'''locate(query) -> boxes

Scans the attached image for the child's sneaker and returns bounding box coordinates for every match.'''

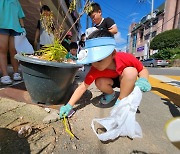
[13,73,22,81]
[1,75,12,85]
[100,91,116,105]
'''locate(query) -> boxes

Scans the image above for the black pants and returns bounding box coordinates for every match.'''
[112,77,120,88]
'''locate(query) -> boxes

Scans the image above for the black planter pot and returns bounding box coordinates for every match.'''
[15,54,82,105]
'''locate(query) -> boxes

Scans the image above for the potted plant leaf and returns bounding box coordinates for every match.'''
[15,0,93,105]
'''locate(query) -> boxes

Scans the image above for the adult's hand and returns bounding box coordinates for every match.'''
[21,28,26,35]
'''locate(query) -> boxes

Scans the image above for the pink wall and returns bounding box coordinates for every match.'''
[173,0,180,29]
[163,0,179,31]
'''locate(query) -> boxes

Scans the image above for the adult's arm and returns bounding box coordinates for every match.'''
[108,25,118,34]
[19,18,25,28]
[106,17,118,34]
[34,28,40,50]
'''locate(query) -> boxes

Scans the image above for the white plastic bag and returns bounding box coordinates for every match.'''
[85,27,98,38]
[14,33,34,54]
[91,86,143,141]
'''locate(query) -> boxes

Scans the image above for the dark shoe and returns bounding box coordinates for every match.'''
[75,75,80,79]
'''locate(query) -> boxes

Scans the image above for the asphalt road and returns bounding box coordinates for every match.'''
[147,67,180,76]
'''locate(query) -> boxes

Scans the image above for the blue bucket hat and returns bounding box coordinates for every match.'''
[77,37,116,64]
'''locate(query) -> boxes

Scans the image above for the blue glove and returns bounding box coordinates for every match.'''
[135,77,151,92]
[59,103,73,118]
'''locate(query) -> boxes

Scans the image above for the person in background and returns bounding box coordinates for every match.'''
[66,42,81,81]
[88,2,118,35]
[59,29,151,118]
[78,34,86,71]
[34,5,54,50]
[0,0,25,84]
[66,42,78,62]
[61,31,72,52]
[78,33,86,51]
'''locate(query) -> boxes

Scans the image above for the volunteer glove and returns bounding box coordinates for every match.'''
[59,103,73,118]
[135,77,151,92]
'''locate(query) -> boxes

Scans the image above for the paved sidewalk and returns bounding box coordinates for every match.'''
[0,66,179,153]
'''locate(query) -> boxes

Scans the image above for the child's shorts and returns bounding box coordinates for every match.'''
[0,28,21,36]
[112,77,120,88]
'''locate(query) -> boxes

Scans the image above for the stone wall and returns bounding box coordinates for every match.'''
[172,59,180,67]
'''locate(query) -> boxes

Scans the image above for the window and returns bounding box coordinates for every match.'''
[152,31,157,37]
[145,22,151,30]
[152,18,158,25]
[144,33,150,40]
[132,34,137,48]
[144,58,153,61]
[139,29,144,41]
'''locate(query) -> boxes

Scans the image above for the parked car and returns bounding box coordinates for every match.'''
[156,59,169,67]
[141,58,169,67]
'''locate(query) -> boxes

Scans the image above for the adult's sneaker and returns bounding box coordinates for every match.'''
[13,73,22,81]
[1,75,12,85]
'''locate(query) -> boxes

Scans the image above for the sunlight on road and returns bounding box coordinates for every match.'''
[149,76,180,107]
[166,76,180,81]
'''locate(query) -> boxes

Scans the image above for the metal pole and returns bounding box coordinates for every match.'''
[85,0,90,29]
[148,0,154,58]
[86,14,89,29]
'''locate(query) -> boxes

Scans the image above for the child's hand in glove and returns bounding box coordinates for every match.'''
[59,103,72,118]
[135,77,151,92]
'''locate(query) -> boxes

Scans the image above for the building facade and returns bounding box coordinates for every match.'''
[127,0,180,60]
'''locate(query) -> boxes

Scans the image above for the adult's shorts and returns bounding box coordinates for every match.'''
[0,28,21,36]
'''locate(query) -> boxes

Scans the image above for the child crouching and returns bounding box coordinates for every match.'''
[59,29,151,118]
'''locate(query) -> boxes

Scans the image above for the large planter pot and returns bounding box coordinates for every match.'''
[15,54,82,105]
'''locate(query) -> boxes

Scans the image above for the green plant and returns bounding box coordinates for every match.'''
[35,40,68,62]
[170,47,180,59]
[150,47,180,61]
[150,29,180,50]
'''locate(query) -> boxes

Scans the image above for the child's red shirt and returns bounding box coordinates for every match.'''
[84,52,143,85]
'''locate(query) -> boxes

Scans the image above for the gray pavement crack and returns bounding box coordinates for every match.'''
[0,104,27,116]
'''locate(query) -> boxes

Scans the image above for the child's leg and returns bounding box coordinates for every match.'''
[119,67,138,100]
[95,78,116,104]
[95,77,114,94]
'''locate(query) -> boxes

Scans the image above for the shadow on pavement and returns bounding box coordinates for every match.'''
[0,128,30,154]
[0,81,33,104]
[74,89,93,111]
[130,150,148,154]
[164,80,180,87]
[152,87,180,107]
[161,98,180,117]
